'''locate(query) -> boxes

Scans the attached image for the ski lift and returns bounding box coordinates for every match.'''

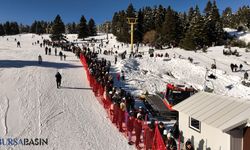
[203,68,215,93]
[203,79,214,93]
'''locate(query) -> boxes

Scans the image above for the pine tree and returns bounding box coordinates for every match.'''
[161,6,182,46]
[236,5,250,30]
[4,22,11,35]
[78,15,89,39]
[50,15,65,41]
[155,5,166,32]
[0,24,5,36]
[180,6,206,50]
[126,3,136,18]
[134,9,144,43]
[203,0,224,46]
[143,7,155,32]
[88,18,97,36]
[19,24,30,33]
[111,12,119,36]
[222,7,234,28]
[71,22,78,34]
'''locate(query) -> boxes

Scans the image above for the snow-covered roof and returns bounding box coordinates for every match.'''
[173,92,250,132]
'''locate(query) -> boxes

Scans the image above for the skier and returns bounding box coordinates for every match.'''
[17,41,21,48]
[45,47,48,55]
[55,48,57,56]
[48,48,51,55]
[55,72,62,88]
[64,54,66,61]
[38,55,42,64]
[59,51,63,60]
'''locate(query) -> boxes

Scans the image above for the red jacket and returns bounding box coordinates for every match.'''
[127,117,135,132]
[134,119,143,134]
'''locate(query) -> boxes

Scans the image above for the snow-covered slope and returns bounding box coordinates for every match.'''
[224,27,250,44]
[0,34,134,150]
[86,33,250,100]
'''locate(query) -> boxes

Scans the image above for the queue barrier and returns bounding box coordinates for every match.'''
[80,54,171,150]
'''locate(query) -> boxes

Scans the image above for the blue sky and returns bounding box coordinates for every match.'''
[0,0,249,25]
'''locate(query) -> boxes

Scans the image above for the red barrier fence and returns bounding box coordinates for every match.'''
[79,54,170,150]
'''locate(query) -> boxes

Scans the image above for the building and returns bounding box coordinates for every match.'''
[173,92,250,150]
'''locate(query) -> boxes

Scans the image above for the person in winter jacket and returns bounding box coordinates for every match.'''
[118,98,126,132]
[134,114,143,148]
[158,122,166,137]
[144,123,155,150]
[59,51,63,60]
[165,133,177,150]
[55,72,62,88]
[127,112,135,145]
[38,55,42,64]
[185,140,194,150]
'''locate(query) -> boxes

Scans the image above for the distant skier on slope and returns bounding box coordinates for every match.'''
[59,51,63,61]
[55,72,62,88]
[38,55,42,64]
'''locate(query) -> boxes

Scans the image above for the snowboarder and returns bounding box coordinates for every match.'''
[55,72,62,88]
[38,55,42,64]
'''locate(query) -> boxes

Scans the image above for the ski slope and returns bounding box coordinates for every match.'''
[0,34,134,150]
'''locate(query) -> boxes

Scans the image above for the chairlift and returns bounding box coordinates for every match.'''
[203,80,214,93]
[203,68,215,93]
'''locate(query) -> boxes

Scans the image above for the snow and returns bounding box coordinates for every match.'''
[239,33,250,44]
[1,31,250,149]
[0,34,134,150]
[224,27,250,44]
[85,33,250,100]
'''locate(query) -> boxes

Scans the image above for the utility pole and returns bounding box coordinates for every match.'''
[106,22,109,40]
[127,17,137,53]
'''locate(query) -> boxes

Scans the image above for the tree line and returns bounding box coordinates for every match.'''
[111,1,250,50]
[0,15,97,40]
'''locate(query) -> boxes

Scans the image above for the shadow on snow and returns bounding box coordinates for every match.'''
[0,60,81,69]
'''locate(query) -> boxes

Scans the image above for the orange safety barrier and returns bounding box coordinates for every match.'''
[79,53,176,150]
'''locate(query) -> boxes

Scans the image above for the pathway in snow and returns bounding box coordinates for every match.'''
[0,34,134,150]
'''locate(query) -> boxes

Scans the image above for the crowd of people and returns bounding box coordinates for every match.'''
[230,63,243,72]
[79,44,196,150]
[30,34,197,149]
